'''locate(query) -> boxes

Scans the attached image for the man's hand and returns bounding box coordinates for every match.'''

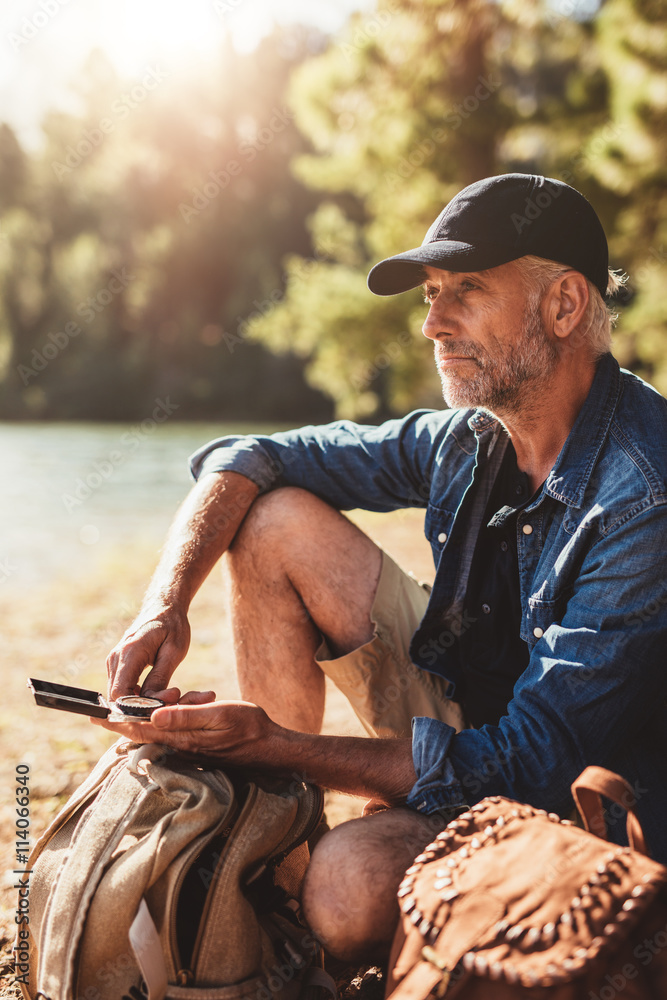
[95,698,278,764]
[92,696,417,807]
[106,604,191,701]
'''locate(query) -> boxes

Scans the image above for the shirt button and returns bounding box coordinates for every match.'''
[438,532,447,543]
[500,540,508,552]
[482,603,491,615]
[533,626,544,638]
[522,524,533,535]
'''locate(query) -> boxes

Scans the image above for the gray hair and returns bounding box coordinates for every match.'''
[513,255,626,359]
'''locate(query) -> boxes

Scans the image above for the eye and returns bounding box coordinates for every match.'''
[460,279,478,292]
[423,285,438,303]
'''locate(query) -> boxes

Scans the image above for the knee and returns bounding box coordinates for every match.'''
[302,810,439,962]
[229,487,327,561]
[302,820,394,962]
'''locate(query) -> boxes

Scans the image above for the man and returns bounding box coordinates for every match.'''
[103,174,667,963]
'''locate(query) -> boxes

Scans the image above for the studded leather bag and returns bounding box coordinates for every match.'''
[386,767,667,999]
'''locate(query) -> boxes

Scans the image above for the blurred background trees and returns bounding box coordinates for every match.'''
[0,0,664,422]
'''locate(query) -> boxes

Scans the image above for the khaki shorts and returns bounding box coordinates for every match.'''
[315,550,465,738]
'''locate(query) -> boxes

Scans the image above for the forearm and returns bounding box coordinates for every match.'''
[107,473,259,698]
[252,729,416,807]
[143,471,259,612]
[97,700,416,805]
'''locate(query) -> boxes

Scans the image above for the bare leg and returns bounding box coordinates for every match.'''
[226,488,383,733]
[302,809,442,962]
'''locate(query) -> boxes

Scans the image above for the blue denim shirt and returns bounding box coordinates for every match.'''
[190,355,667,861]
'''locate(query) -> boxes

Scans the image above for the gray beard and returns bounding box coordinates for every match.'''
[435,299,559,418]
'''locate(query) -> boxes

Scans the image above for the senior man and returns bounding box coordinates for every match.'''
[104,174,667,961]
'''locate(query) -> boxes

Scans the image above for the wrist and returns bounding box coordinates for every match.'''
[140,587,190,619]
[237,722,308,776]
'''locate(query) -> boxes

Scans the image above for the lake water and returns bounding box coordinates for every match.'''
[0,421,286,588]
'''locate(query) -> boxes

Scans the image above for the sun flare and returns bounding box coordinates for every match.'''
[93,0,223,74]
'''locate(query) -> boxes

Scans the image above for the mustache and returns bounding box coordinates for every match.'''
[434,342,484,363]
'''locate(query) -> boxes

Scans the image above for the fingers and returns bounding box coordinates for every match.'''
[106,615,190,700]
[89,698,269,762]
[107,637,156,701]
[90,714,151,740]
[144,686,181,705]
[90,706,214,753]
[106,621,164,695]
[150,703,221,730]
[98,717,183,748]
[179,690,217,705]
[143,629,190,695]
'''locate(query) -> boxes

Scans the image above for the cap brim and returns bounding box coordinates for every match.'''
[367,240,521,295]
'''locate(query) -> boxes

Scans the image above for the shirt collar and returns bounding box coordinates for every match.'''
[466,353,622,510]
[544,352,621,509]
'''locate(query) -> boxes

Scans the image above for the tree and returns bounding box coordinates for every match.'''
[0,30,334,422]
[584,0,667,393]
[247,0,664,416]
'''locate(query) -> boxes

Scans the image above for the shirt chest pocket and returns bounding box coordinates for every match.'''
[424,505,455,550]
[523,594,570,648]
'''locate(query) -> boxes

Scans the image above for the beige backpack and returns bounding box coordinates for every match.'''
[18,738,332,1000]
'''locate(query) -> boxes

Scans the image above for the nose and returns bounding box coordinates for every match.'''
[422,308,438,342]
[422,290,454,342]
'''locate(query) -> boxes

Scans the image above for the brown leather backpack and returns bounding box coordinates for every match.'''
[386,767,667,999]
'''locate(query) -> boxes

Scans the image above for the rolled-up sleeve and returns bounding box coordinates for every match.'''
[189,410,455,513]
[190,435,286,493]
[406,717,467,814]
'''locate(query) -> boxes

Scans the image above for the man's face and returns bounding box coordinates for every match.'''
[421,262,559,415]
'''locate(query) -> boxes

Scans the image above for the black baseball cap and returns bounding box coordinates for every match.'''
[367,173,609,298]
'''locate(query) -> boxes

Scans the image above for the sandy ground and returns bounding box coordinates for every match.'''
[0,508,433,993]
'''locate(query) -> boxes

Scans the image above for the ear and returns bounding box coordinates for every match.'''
[547,271,589,340]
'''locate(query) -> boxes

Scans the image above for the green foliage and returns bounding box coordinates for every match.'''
[248,0,667,415]
[0,32,333,421]
[585,0,667,390]
[0,1,664,421]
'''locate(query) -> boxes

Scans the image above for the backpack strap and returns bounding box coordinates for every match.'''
[300,966,338,998]
[126,902,338,1000]
[571,765,648,855]
[129,899,169,1000]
